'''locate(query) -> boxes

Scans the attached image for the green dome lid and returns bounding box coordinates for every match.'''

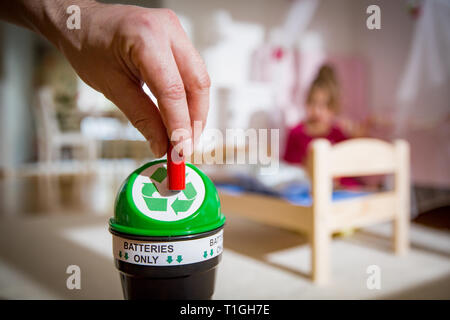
[109,160,225,237]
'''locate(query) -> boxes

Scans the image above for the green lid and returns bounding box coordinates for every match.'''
[109,160,225,237]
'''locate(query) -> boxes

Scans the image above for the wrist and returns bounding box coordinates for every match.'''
[31,0,101,53]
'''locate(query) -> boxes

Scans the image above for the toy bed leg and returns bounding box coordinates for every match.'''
[309,139,333,284]
[393,140,410,255]
[311,223,330,284]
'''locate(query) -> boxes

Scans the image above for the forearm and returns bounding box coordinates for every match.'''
[0,0,99,50]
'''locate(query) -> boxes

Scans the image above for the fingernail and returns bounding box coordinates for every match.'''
[181,138,193,158]
[173,138,193,158]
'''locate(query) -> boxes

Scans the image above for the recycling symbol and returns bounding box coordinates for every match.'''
[133,164,205,221]
[142,166,198,214]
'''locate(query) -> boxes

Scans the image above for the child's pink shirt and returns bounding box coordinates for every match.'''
[283,122,361,188]
[283,122,347,165]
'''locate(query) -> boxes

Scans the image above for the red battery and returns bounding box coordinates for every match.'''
[167,143,185,190]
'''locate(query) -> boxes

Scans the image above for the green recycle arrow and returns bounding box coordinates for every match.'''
[203,251,208,258]
[171,198,194,215]
[167,256,173,264]
[210,249,214,256]
[151,167,167,183]
[141,167,169,211]
[176,255,183,263]
[141,167,198,215]
[124,252,129,260]
[183,182,197,199]
[119,251,122,258]
[142,182,167,211]
[171,182,197,215]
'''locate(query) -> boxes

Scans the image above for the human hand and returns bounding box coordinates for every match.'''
[52,3,210,157]
[336,116,368,138]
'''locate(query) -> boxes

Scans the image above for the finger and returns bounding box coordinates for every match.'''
[132,41,193,156]
[170,27,210,146]
[109,80,168,158]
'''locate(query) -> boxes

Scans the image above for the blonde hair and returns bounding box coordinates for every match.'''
[306,64,340,112]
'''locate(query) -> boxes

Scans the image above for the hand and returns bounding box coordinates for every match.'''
[53,3,210,157]
[336,117,368,138]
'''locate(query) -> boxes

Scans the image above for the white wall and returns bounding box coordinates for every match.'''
[164,0,415,115]
[352,0,415,113]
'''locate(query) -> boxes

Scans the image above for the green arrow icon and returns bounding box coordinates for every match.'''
[119,251,122,258]
[142,182,167,211]
[183,182,197,199]
[151,167,167,183]
[142,182,158,196]
[124,252,129,260]
[171,198,194,215]
[176,255,183,263]
[167,256,173,264]
[203,251,208,258]
[144,197,167,211]
[170,181,198,214]
[210,249,214,256]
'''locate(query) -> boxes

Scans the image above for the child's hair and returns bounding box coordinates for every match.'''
[306,64,340,112]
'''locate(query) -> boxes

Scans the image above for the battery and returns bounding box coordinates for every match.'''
[167,143,185,190]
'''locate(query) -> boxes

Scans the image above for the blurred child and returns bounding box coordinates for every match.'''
[283,64,363,188]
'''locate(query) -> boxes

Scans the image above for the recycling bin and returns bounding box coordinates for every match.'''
[109,159,225,300]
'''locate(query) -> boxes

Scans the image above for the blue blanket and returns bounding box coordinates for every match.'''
[216,179,369,207]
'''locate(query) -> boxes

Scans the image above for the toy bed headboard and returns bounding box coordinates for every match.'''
[306,138,410,243]
[307,138,409,178]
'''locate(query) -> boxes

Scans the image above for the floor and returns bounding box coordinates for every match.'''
[0,166,449,299]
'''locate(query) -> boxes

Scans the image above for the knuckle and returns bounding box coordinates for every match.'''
[135,11,157,30]
[159,8,183,30]
[162,8,179,23]
[130,38,147,62]
[121,11,162,39]
[117,20,152,59]
[190,72,211,92]
[160,82,186,101]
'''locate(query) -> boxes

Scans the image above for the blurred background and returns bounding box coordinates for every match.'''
[0,0,448,299]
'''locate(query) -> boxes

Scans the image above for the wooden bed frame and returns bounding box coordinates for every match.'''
[218,138,410,284]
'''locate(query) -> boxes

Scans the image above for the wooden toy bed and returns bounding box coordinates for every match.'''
[217,138,410,284]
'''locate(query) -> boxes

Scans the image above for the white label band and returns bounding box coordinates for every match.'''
[112,229,223,266]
